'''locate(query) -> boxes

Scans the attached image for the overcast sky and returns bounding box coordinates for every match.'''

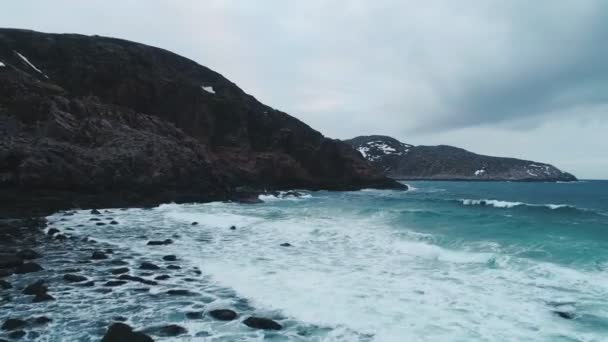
[2,1,607,179]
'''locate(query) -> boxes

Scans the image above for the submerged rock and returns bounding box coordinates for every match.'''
[280,242,292,247]
[47,228,60,236]
[15,262,43,274]
[91,251,108,260]
[91,209,101,215]
[166,265,181,270]
[185,312,203,319]
[143,324,187,337]
[64,274,88,283]
[101,323,154,342]
[554,311,576,320]
[110,267,130,275]
[162,255,177,261]
[118,275,157,286]
[16,249,41,260]
[8,330,26,339]
[104,280,127,287]
[146,239,173,246]
[0,255,22,269]
[209,309,237,321]
[0,280,11,289]
[31,316,52,326]
[22,280,47,295]
[154,275,170,280]
[166,289,194,296]
[1,318,26,331]
[32,293,55,303]
[139,262,160,270]
[242,317,282,330]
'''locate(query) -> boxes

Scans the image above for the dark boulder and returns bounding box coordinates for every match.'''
[16,249,41,260]
[22,280,47,295]
[146,239,173,246]
[64,274,88,283]
[104,280,127,287]
[118,275,157,286]
[0,280,11,289]
[91,251,108,260]
[143,324,187,337]
[162,255,177,261]
[154,275,170,280]
[47,228,60,236]
[191,222,198,226]
[1,318,26,331]
[91,209,101,215]
[8,330,26,339]
[54,234,68,240]
[110,267,130,275]
[90,218,101,221]
[101,323,154,342]
[109,260,129,266]
[96,222,107,226]
[113,316,127,322]
[166,289,194,296]
[110,221,119,225]
[280,243,292,247]
[31,316,52,325]
[242,317,282,330]
[81,281,95,287]
[0,255,22,269]
[230,225,236,230]
[15,262,43,274]
[166,265,181,270]
[139,262,160,270]
[208,309,237,321]
[32,293,55,302]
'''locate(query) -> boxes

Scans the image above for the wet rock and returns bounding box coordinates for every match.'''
[90,218,101,221]
[144,324,187,337]
[63,268,81,273]
[162,255,177,261]
[139,272,154,277]
[16,249,41,260]
[96,222,107,226]
[91,209,101,215]
[209,309,237,321]
[1,318,26,330]
[110,260,129,266]
[154,275,170,280]
[140,262,160,270]
[166,265,181,270]
[110,267,130,275]
[185,312,203,319]
[280,243,292,247]
[105,249,114,254]
[113,316,127,322]
[8,330,26,339]
[32,293,55,302]
[47,228,60,236]
[15,262,43,274]
[64,274,88,283]
[191,222,198,226]
[91,251,108,260]
[81,281,95,287]
[230,225,236,230]
[554,311,576,320]
[166,289,194,296]
[243,317,282,330]
[101,323,154,342]
[110,221,119,225]
[31,316,52,325]
[55,234,68,240]
[192,269,202,275]
[0,280,11,289]
[0,255,23,269]
[146,239,173,246]
[22,280,47,295]
[118,275,157,286]
[104,280,127,287]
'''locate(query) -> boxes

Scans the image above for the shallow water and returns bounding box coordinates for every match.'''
[4,181,608,341]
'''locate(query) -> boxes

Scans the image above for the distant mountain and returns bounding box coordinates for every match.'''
[345,135,577,182]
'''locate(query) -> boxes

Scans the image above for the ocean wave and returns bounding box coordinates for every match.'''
[461,199,572,210]
[258,191,312,202]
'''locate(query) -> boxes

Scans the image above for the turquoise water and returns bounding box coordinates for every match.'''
[9,181,608,341]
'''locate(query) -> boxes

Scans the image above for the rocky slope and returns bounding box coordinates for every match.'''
[0,29,403,216]
[345,135,577,182]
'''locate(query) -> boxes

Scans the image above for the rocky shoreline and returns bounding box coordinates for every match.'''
[0,209,293,341]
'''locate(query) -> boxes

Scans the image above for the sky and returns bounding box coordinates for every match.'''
[2,1,607,179]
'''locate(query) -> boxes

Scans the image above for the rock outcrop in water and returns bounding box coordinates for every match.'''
[0,28,404,216]
[345,135,577,182]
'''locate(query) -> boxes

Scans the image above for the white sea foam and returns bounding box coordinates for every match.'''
[461,199,572,210]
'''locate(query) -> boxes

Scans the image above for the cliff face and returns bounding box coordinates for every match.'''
[345,135,577,182]
[0,29,403,215]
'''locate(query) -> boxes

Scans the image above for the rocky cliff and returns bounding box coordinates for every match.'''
[345,135,577,182]
[0,29,403,216]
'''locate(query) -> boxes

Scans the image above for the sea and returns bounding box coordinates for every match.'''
[6,180,608,341]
